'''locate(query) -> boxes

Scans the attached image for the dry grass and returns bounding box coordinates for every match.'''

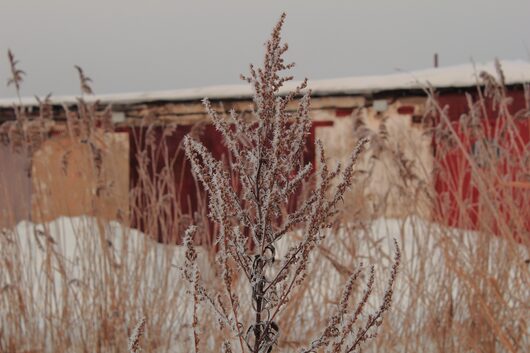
[0,33,529,353]
[333,63,529,352]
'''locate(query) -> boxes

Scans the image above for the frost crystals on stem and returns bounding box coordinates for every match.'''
[181,13,399,353]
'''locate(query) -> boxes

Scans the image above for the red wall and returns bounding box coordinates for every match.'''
[434,87,529,236]
[122,121,330,243]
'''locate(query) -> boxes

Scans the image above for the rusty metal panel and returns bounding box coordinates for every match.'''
[30,131,129,223]
[0,145,32,228]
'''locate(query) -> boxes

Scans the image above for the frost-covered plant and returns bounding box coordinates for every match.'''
[182,13,400,353]
[128,317,146,353]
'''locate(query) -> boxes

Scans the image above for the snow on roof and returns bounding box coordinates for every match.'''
[0,60,529,108]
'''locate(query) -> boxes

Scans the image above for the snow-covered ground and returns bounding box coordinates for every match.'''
[1,216,214,313]
[1,215,527,352]
[274,216,529,351]
[0,217,212,351]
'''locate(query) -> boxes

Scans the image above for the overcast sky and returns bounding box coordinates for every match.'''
[1,0,529,98]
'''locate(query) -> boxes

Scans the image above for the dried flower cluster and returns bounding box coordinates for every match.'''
[74,65,94,95]
[182,13,400,353]
[7,49,25,101]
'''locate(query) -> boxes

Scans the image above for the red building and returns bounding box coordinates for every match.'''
[1,60,529,239]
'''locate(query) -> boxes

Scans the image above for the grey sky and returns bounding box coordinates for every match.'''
[1,0,529,99]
